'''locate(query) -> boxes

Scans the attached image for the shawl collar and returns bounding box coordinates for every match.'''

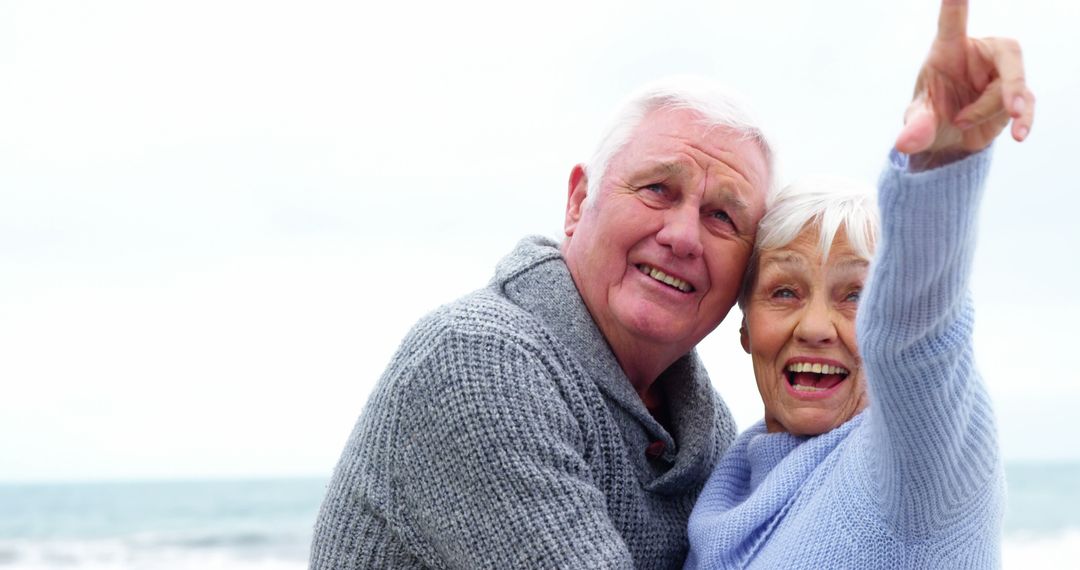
[493,235,724,492]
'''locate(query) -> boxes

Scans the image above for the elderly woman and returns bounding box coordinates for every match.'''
[684,160,1001,567]
[683,6,1034,567]
[680,99,1036,569]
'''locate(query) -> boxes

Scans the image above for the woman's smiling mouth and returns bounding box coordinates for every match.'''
[784,360,850,394]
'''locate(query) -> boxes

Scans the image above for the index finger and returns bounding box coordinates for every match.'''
[937,0,969,43]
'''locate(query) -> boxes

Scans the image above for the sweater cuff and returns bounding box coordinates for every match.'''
[878,146,992,240]
[885,145,992,184]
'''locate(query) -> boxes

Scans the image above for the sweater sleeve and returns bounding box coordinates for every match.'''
[385,324,635,569]
[857,148,1001,536]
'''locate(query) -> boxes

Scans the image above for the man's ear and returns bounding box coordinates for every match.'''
[564,164,589,237]
[739,317,750,354]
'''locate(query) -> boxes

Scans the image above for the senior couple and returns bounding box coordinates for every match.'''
[311,1,1035,567]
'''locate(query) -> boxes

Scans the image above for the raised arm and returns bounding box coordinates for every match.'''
[859,0,1034,536]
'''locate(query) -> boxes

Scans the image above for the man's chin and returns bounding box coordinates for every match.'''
[617,308,707,347]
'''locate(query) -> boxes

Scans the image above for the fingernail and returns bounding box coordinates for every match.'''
[1013,96,1026,114]
[1017,126,1029,140]
[956,120,973,130]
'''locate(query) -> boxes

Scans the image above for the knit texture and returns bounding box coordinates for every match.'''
[310,236,739,569]
[684,148,1004,569]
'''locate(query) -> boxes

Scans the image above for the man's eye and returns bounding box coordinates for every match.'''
[712,210,733,225]
[844,289,862,303]
[642,183,665,194]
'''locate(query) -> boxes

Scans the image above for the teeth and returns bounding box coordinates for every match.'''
[786,362,850,375]
[793,384,827,392]
[637,264,693,292]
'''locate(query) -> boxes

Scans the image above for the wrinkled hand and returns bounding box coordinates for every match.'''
[895,0,1035,163]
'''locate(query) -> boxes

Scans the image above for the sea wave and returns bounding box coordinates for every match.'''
[3,529,1079,569]
[0,537,307,570]
[1003,528,1080,569]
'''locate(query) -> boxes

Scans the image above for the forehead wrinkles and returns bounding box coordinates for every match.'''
[655,130,758,184]
[692,140,760,192]
[761,252,807,273]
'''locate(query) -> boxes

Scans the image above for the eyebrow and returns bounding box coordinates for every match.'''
[833,258,870,270]
[630,161,682,182]
[828,258,871,277]
[629,160,752,215]
[720,192,750,212]
[760,254,869,272]
[701,164,752,215]
[760,253,807,271]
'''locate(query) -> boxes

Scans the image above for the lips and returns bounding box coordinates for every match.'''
[635,263,695,293]
[783,359,850,396]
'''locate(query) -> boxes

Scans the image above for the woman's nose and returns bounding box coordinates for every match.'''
[794,297,838,345]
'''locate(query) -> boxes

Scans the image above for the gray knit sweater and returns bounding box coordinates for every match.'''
[309,236,739,569]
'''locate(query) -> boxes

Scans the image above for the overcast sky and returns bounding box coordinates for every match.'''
[2,0,1077,482]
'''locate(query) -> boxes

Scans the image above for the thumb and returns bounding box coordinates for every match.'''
[895,97,939,154]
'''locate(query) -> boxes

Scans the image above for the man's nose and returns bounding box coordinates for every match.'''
[794,297,838,346]
[656,204,704,258]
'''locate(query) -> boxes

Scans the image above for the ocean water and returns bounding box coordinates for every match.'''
[1000,463,1080,568]
[0,478,322,570]
[1,463,1078,569]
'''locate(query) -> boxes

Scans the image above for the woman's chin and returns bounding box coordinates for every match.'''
[771,408,855,436]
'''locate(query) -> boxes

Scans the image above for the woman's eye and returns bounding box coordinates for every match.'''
[844,289,862,302]
[772,287,797,299]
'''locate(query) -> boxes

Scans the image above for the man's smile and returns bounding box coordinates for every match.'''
[635,263,696,293]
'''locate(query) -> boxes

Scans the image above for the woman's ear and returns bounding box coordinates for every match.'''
[739,318,750,354]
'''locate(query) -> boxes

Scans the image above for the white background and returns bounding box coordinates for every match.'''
[2,0,1077,482]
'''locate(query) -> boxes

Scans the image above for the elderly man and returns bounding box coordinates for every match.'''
[309,79,773,569]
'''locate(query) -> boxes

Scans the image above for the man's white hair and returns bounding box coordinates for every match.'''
[584,76,776,204]
[737,175,880,309]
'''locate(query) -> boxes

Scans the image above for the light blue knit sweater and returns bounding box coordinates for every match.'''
[684,148,1004,569]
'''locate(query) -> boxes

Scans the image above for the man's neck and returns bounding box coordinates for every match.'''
[640,381,672,431]
[610,340,683,404]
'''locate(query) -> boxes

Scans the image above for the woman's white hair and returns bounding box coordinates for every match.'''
[737,175,880,309]
[584,76,776,203]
